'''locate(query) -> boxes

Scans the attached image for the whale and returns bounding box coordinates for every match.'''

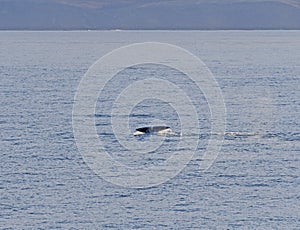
[133,126,174,136]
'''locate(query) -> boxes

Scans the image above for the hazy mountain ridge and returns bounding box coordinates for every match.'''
[0,0,300,29]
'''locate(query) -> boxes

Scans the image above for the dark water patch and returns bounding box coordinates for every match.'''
[262,132,300,141]
[129,113,155,118]
[52,131,74,140]
[218,174,248,179]
[94,114,111,118]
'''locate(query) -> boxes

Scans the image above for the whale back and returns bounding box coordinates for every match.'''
[133,126,172,136]
[135,126,170,134]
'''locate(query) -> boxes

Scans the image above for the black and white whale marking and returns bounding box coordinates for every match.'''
[133,126,174,136]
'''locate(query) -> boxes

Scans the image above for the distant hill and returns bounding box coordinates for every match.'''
[0,0,300,30]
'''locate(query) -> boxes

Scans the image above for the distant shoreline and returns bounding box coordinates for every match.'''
[1,29,300,32]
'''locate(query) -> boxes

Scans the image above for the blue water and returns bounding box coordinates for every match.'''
[1,31,299,228]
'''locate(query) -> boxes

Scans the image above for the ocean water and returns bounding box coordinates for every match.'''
[1,31,299,229]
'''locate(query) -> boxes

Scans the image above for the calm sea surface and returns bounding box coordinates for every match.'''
[1,31,299,229]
